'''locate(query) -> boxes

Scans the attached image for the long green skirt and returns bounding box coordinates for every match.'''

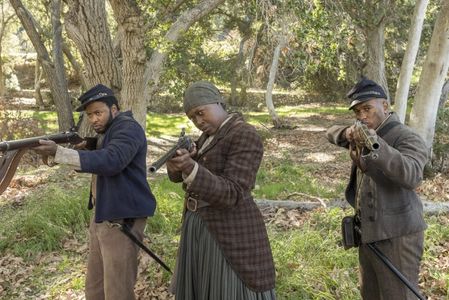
[173,210,276,300]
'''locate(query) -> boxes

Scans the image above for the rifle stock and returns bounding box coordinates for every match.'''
[149,131,194,173]
[0,131,84,194]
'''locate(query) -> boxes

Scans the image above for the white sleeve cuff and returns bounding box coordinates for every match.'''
[183,162,198,186]
[54,145,81,169]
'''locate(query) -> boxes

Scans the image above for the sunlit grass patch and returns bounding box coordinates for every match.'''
[255,156,345,200]
[147,112,194,137]
[0,180,91,257]
[270,208,360,299]
[245,104,348,122]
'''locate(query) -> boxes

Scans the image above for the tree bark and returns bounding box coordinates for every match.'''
[34,59,45,109]
[394,0,429,123]
[439,78,449,109]
[64,0,121,136]
[363,20,389,100]
[0,2,14,97]
[64,0,121,92]
[230,36,249,106]
[62,42,88,91]
[108,0,148,127]
[9,0,74,131]
[255,199,449,215]
[265,34,286,128]
[409,0,449,149]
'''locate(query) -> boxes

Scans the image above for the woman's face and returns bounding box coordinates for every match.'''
[186,103,227,135]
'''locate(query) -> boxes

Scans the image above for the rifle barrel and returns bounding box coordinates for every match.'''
[0,132,83,152]
[148,136,193,173]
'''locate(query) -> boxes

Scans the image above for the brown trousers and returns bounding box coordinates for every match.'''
[85,216,147,300]
[358,231,424,300]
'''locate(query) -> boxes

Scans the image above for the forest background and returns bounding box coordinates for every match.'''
[0,0,448,299]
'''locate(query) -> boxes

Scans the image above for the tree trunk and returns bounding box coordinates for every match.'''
[409,0,449,149]
[265,34,286,128]
[10,0,74,131]
[108,0,148,127]
[64,0,121,92]
[0,17,5,97]
[50,0,73,128]
[64,0,121,136]
[34,59,45,109]
[246,24,264,86]
[0,2,9,97]
[230,36,249,106]
[439,78,449,109]
[363,20,389,100]
[394,0,429,123]
[145,0,225,111]
[62,42,88,91]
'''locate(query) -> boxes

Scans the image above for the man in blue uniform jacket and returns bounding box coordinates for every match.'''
[34,84,156,300]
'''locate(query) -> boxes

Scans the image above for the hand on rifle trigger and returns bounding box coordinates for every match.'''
[73,140,87,150]
[166,145,197,175]
[345,125,356,143]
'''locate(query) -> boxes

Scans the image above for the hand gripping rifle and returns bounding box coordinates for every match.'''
[354,120,379,151]
[149,129,194,173]
[0,130,84,195]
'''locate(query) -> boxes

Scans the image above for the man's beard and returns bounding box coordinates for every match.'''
[94,110,114,133]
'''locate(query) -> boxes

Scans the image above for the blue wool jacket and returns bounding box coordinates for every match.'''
[78,111,156,222]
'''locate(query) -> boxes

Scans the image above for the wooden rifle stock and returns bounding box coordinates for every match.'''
[0,131,84,194]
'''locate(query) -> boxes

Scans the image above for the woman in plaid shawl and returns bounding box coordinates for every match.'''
[166,81,276,300]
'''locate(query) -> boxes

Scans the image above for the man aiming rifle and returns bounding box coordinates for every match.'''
[32,84,157,300]
[326,77,428,300]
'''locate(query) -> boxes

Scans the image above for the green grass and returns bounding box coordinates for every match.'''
[255,155,346,200]
[272,208,360,299]
[0,174,91,257]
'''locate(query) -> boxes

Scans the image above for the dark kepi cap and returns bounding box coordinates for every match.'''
[183,81,225,113]
[346,77,387,110]
[76,84,118,112]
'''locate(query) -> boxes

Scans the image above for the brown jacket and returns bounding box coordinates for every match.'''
[168,113,275,292]
[327,113,428,243]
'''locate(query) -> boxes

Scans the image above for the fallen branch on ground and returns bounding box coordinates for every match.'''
[255,199,449,215]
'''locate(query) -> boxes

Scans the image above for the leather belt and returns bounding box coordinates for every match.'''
[185,196,209,212]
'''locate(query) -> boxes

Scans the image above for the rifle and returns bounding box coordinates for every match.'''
[344,224,425,300]
[149,129,194,173]
[354,120,379,151]
[0,131,84,195]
